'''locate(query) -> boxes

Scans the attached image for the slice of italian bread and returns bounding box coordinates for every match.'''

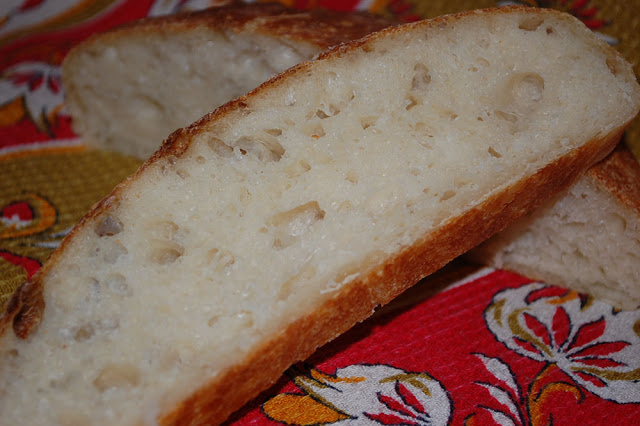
[2,7,639,425]
[62,2,396,158]
[469,143,640,309]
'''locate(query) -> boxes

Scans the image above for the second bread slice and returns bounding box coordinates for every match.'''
[62,2,395,158]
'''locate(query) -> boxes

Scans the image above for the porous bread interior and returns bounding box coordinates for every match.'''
[471,174,640,309]
[2,10,639,425]
[64,27,320,159]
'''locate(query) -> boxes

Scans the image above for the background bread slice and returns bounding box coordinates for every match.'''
[2,7,639,425]
[62,2,396,159]
[469,144,640,309]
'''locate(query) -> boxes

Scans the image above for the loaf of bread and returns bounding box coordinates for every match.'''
[469,144,640,309]
[2,6,639,425]
[62,2,395,158]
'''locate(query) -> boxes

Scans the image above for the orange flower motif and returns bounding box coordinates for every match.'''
[263,364,452,425]
[0,62,64,133]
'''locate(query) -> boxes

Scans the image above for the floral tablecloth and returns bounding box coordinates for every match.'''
[1,1,639,424]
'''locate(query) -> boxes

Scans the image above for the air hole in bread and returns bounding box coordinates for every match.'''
[207,137,234,158]
[206,248,236,272]
[176,169,190,179]
[278,277,296,302]
[93,363,140,392]
[412,121,435,139]
[419,139,433,150]
[518,16,544,31]
[73,324,95,342]
[285,160,311,178]
[405,94,420,110]
[477,57,490,68]
[216,251,235,272]
[207,315,219,327]
[303,122,326,139]
[360,116,378,130]
[488,146,503,158]
[494,110,518,123]
[269,201,325,249]
[606,212,627,234]
[265,128,283,136]
[95,215,123,237]
[546,26,554,34]
[316,104,340,119]
[149,220,179,240]
[439,109,458,121]
[440,190,456,201]
[149,240,184,265]
[103,241,128,264]
[411,63,431,91]
[104,273,131,297]
[506,72,545,110]
[346,170,359,184]
[235,136,285,162]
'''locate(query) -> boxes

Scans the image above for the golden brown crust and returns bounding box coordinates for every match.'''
[0,277,44,339]
[587,143,640,215]
[67,1,397,56]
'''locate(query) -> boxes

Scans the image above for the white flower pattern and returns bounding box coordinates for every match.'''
[485,283,640,403]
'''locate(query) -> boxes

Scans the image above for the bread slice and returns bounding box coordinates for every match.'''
[469,143,640,309]
[2,7,638,425]
[62,2,395,158]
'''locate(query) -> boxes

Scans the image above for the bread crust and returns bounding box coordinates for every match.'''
[64,1,397,58]
[2,5,636,424]
[587,143,640,215]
